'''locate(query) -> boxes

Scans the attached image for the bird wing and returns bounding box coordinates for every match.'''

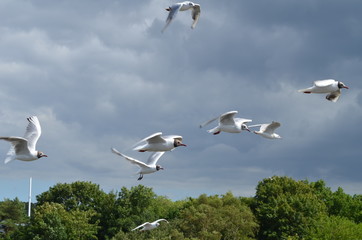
[132,222,150,231]
[111,148,149,168]
[200,115,220,128]
[191,4,201,29]
[326,89,341,102]
[263,122,281,134]
[153,219,169,224]
[164,135,183,141]
[219,111,238,125]
[146,152,165,166]
[235,118,252,124]
[248,124,262,128]
[314,79,335,87]
[0,137,30,156]
[162,3,182,32]
[132,132,165,150]
[4,146,16,164]
[23,116,42,152]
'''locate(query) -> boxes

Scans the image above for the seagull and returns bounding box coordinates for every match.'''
[132,132,186,152]
[132,219,169,231]
[200,111,252,135]
[248,121,282,139]
[298,79,349,102]
[162,1,201,32]
[111,148,165,180]
[0,116,48,164]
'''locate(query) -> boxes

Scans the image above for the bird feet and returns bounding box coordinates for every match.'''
[137,175,143,181]
[138,150,146,152]
[303,91,312,94]
[213,131,221,135]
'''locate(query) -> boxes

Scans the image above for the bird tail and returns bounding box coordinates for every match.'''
[298,88,312,93]
[207,127,219,134]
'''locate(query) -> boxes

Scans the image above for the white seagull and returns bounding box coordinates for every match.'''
[298,79,349,102]
[132,219,169,231]
[249,121,282,139]
[162,1,201,32]
[111,148,165,180]
[200,111,252,135]
[0,116,48,164]
[132,132,186,152]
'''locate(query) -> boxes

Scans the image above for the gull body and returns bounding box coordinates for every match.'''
[111,148,165,180]
[0,116,47,164]
[200,111,252,135]
[249,121,282,139]
[132,132,186,152]
[132,219,169,231]
[298,79,349,102]
[162,1,201,32]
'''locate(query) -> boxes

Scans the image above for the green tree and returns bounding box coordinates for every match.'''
[36,181,118,239]
[311,180,362,223]
[308,215,362,240]
[0,198,28,237]
[254,176,327,240]
[179,192,258,240]
[20,202,98,240]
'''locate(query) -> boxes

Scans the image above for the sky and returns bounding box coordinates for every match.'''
[0,0,362,202]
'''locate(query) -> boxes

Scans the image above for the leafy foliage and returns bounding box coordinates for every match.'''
[2,178,362,240]
[254,176,327,240]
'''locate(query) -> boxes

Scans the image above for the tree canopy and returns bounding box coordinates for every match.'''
[1,177,362,240]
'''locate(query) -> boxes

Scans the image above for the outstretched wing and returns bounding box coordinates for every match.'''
[131,222,150,231]
[132,132,165,150]
[235,118,252,124]
[200,115,219,128]
[191,4,201,29]
[146,152,165,166]
[162,3,182,32]
[0,137,30,156]
[24,116,42,151]
[153,219,169,224]
[219,111,238,125]
[263,122,281,134]
[111,148,148,168]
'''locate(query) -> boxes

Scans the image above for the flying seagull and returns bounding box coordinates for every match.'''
[298,79,349,102]
[0,116,47,164]
[162,1,201,32]
[132,132,186,152]
[249,121,282,139]
[111,148,165,180]
[200,111,252,135]
[132,219,169,231]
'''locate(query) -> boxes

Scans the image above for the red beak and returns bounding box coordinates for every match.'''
[343,86,349,89]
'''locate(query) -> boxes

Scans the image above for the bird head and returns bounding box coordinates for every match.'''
[37,151,48,158]
[338,82,349,89]
[156,165,164,171]
[174,139,187,147]
[241,124,251,132]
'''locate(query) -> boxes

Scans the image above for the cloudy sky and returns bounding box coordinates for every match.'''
[1,0,362,202]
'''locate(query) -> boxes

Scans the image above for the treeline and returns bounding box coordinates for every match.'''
[1,176,362,240]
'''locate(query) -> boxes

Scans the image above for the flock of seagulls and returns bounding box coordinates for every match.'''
[0,1,351,232]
